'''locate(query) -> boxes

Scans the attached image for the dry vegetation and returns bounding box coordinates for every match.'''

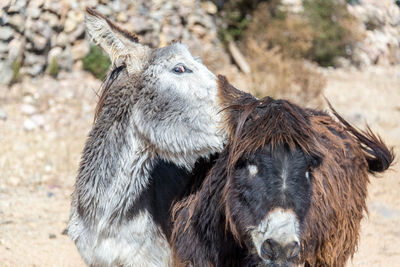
[217,0,364,105]
[241,39,325,107]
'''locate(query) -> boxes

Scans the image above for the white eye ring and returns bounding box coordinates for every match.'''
[305,171,310,180]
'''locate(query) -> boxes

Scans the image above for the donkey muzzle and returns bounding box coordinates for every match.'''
[261,239,300,262]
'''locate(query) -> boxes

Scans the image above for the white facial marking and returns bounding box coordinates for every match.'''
[249,208,300,258]
[248,164,258,177]
[281,155,290,191]
[281,167,288,190]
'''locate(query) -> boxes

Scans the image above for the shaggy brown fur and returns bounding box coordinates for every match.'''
[171,75,394,267]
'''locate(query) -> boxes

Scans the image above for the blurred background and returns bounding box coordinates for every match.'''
[0,0,399,266]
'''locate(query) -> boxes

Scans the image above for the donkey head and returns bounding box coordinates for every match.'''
[85,8,224,165]
[218,76,322,267]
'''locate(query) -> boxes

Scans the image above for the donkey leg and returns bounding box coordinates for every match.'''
[70,211,172,267]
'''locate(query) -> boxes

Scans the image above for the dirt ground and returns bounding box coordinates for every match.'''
[0,66,399,266]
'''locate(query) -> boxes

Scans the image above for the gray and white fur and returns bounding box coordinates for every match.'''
[68,8,225,267]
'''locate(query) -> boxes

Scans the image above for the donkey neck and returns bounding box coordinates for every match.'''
[76,88,220,231]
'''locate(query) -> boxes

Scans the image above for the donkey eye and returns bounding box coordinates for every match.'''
[172,64,188,74]
[305,167,312,181]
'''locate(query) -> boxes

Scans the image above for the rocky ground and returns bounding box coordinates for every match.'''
[0,0,229,85]
[0,66,399,266]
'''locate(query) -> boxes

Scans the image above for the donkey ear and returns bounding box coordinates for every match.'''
[217,75,258,137]
[217,75,249,108]
[85,7,150,75]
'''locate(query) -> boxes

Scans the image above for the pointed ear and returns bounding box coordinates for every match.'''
[217,75,249,108]
[85,7,150,75]
[217,75,258,137]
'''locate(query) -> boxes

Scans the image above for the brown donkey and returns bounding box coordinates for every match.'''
[171,76,394,267]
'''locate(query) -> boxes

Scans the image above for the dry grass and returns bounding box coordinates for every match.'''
[246,2,314,60]
[225,1,327,106]
[241,39,326,107]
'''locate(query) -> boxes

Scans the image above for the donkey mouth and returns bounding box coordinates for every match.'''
[261,260,298,267]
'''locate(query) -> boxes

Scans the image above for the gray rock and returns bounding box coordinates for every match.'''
[28,0,44,8]
[129,16,152,32]
[23,118,37,131]
[0,42,8,53]
[0,9,6,21]
[71,40,90,60]
[0,0,231,80]
[0,61,13,85]
[31,114,45,127]
[26,7,41,19]
[23,64,44,76]
[96,5,112,16]
[42,1,63,15]
[25,41,33,51]
[48,46,63,62]
[201,1,217,14]
[50,34,57,48]
[191,25,207,38]
[24,52,46,66]
[68,0,79,9]
[22,95,34,104]
[32,34,48,51]
[7,37,24,62]
[0,0,11,9]
[82,0,98,7]
[162,25,183,42]
[0,109,7,121]
[111,1,128,13]
[38,20,53,39]
[20,104,37,115]
[42,12,59,29]
[7,14,25,33]
[0,26,14,41]
[7,0,26,12]
[64,11,83,33]
[58,46,73,71]
[116,12,128,23]
[56,32,68,47]
[68,24,85,43]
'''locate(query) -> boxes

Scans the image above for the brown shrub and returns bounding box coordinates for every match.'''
[246,2,314,59]
[219,1,328,106]
[226,1,325,106]
[238,0,362,67]
[241,39,326,107]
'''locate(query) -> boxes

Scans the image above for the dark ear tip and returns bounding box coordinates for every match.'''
[86,7,95,15]
[217,75,228,86]
[170,39,181,44]
[85,7,103,18]
[217,74,225,80]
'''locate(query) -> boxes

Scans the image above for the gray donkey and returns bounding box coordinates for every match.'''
[68,8,225,267]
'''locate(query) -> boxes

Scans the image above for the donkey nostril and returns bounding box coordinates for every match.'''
[286,241,300,259]
[261,239,278,259]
